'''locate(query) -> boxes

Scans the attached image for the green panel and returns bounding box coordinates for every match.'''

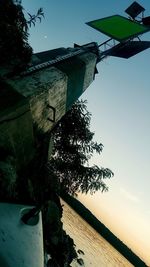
[86,15,150,41]
[55,56,86,111]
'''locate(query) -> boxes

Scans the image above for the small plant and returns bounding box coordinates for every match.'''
[27,8,44,27]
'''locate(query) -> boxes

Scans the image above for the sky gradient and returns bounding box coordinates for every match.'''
[22,1,150,265]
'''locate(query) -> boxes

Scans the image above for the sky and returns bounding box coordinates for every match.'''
[22,0,150,265]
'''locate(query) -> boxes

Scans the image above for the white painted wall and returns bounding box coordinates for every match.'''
[0,203,44,267]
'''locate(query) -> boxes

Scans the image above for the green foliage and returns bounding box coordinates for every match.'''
[43,200,77,266]
[0,155,17,200]
[27,7,44,27]
[50,100,113,195]
[0,0,31,69]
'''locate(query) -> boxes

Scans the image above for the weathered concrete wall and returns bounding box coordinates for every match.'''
[9,67,68,133]
[78,52,97,91]
[0,50,98,176]
[8,51,97,133]
[55,55,86,111]
[0,85,34,170]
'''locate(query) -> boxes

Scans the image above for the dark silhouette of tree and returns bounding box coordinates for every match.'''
[50,100,113,195]
[0,0,44,72]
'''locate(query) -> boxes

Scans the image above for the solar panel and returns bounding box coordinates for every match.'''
[105,41,150,58]
[125,1,145,19]
[86,15,150,42]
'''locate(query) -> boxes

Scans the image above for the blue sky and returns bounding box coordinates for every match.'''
[22,0,150,265]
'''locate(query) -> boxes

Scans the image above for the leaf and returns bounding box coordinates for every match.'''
[37,8,43,14]
[27,12,33,19]
[31,20,35,27]
[28,21,31,27]
[37,16,41,23]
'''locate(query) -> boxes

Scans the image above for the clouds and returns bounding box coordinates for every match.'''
[119,187,140,203]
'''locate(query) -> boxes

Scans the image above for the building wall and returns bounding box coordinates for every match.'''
[8,51,97,133]
[0,84,34,170]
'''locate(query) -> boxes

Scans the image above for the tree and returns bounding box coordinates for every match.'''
[0,0,44,72]
[0,0,31,70]
[50,99,113,196]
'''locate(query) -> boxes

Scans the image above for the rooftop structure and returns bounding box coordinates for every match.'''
[86,2,150,59]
